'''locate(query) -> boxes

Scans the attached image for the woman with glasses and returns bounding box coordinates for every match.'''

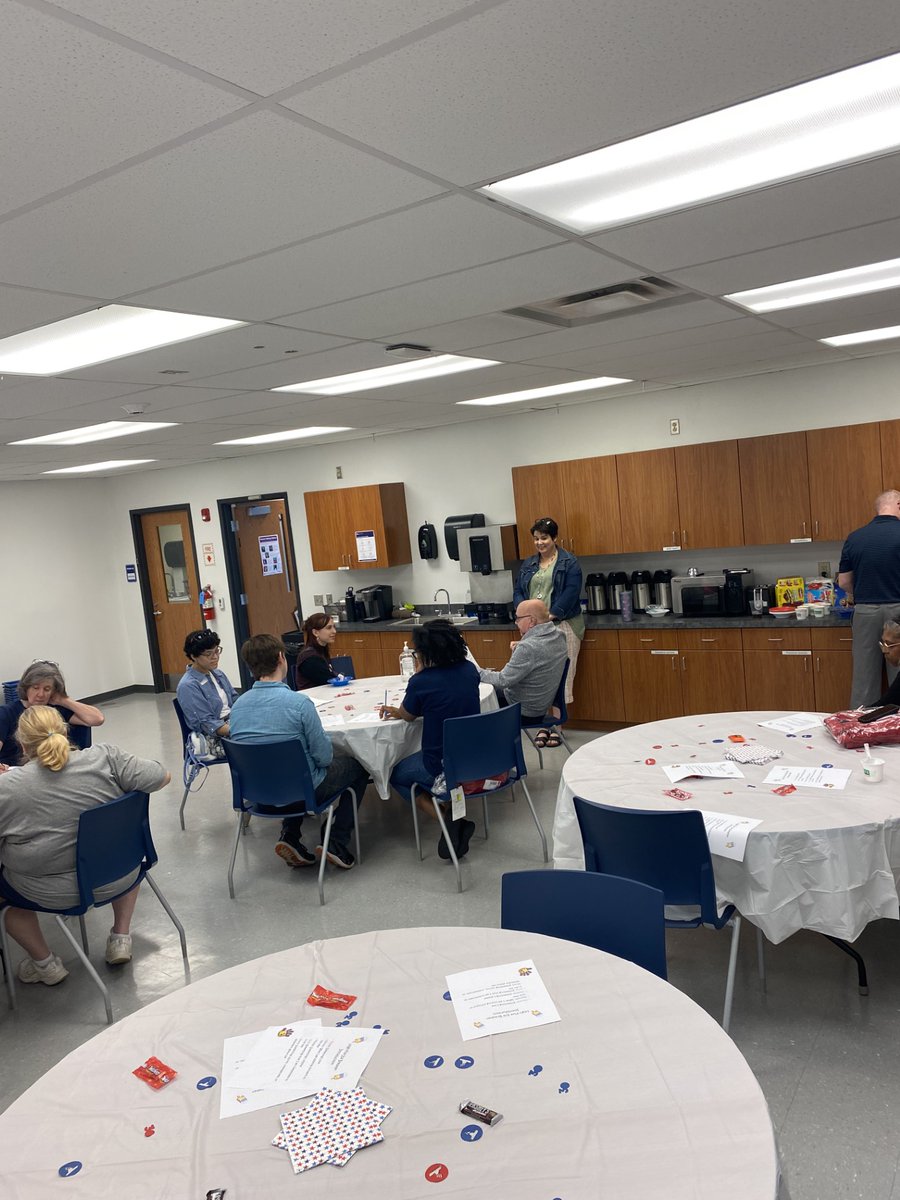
[175,630,237,757]
[0,660,104,771]
[874,622,900,704]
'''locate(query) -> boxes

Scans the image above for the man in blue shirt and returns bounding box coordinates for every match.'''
[838,490,900,706]
[229,634,369,870]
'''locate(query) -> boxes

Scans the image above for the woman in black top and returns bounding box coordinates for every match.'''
[294,613,340,689]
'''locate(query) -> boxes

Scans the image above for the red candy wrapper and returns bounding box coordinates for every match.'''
[133,1056,177,1089]
[663,787,693,801]
[772,784,797,796]
[728,734,746,743]
[307,984,357,1010]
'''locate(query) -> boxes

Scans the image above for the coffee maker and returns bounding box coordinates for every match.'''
[356,584,393,622]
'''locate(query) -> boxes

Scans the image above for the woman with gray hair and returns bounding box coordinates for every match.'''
[874,621,900,705]
[0,660,104,771]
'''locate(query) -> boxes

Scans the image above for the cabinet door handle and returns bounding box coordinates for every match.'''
[672,530,678,543]
[639,637,654,643]
[672,656,677,670]
[570,538,575,552]
[767,637,784,642]
[682,529,687,545]
[681,656,686,671]
[816,656,821,673]
[801,520,806,535]
[700,638,716,643]
[814,520,819,537]
[803,656,809,673]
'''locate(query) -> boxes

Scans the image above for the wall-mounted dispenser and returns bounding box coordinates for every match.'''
[444,513,485,560]
[457,525,519,574]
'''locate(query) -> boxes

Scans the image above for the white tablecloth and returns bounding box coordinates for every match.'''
[306,675,498,799]
[0,927,778,1200]
[553,711,900,944]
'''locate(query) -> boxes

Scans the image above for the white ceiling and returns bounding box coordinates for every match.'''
[2,0,900,479]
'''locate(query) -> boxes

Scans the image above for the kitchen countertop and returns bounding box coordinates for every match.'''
[330,612,851,633]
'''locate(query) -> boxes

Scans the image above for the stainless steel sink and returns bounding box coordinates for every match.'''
[388,615,477,627]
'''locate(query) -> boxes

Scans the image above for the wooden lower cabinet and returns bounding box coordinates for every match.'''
[679,651,746,715]
[572,632,625,722]
[619,649,683,723]
[743,651,815,710]
[331,632,386,679]
[464,629,512,671]
[810,625,854,711]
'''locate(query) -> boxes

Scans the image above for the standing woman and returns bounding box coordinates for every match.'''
[294,613,340,689]
[513,517,584,721]
[0,660,104,771]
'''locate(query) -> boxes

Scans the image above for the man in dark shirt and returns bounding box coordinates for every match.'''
[838,490,900,706]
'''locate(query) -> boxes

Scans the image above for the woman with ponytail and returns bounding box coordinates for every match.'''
[0,706,170,987]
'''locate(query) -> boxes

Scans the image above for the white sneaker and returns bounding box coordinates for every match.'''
[17,955,68,986]
[105,932,133,965]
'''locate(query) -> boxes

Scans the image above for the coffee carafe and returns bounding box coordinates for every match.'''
[631,570,652,612]
[607,571,628,611]
[652,569,673,609]
[585,572,608,614]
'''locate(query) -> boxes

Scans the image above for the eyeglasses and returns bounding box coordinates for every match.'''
[198,646,222,657]
[879,640,900,650]
[514,614,535,625]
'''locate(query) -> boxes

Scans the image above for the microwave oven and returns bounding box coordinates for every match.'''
[672,571,753,617]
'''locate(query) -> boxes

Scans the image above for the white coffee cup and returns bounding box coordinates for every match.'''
[862,757,885,783]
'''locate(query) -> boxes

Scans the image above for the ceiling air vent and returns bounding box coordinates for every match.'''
[506,277,688,327]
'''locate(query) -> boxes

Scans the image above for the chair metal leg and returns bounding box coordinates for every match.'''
[144,874,190,979]
[227,813,243,899]
[350,789,361,865]
[0,909,17,1012]
[518,780,549,862]
[179,781,190,831]
[78,915,89,954]
[756,927,767,991]
[482,795,490,838]
[722,914,742,1034]
[318,806,335,906]
[53,915,113,1025]
[410,786,423,860]
[823,934,869,995]
[431,797,462,893]
[559,731,573,756]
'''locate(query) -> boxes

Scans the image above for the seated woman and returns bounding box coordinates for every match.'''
[0,660,104,771]
[0,705,170,985]
[380,620,480,860]
[294,613,340,689]
[875,621,900,704]
[176,630,237,756]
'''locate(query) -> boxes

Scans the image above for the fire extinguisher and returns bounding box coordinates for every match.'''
[200,585,215,623]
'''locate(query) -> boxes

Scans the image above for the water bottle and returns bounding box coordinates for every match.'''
[620,590,633,622]
[399,642,416,679]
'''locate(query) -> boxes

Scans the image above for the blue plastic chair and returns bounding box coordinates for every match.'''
[173,697,229,830]
[221,738,361,906]
[330,655,355,679]
[411,703,547,893]
[0,790,188,1025]
[68,723,93,751]
[521,659,572,768]
[500,869,668,980]
[573,797,763,1032]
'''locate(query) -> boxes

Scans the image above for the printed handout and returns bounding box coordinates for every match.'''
[700,811,763,862]
[758,713,824,734]
[662,762,745,783]
[763,765,851,790]
[446,959,560,1042]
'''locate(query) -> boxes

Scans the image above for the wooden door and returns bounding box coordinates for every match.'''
[139,510,201,687]
[675,440,744,550]
[511,463,566,549]
[304,488,352,570]
[881,419,900,491]
[233,500,298,638]
[616,448,680,552]
[680,651,746,715]
[807,424,882,541]
[738,432,811,545]
[574,633,625,722]
[743,651,815,710]
[619,650,683,723]
[564,456,622,555]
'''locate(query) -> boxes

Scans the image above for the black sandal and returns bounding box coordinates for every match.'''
[544,730,562,748]
[533,729,550,749]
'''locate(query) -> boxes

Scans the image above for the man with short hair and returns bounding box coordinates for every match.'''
[477,600,567,742]
[228,633,369,871]
[838,490,900,707]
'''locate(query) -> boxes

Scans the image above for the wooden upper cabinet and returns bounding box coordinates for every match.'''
[738,432,811,545]
[807,424,881,541]
[674,440,744,550]
[304,483,411,571]
[564,456,622,556]
[616,448,680,552]
[511,462,566,549]
[881,419,900,492]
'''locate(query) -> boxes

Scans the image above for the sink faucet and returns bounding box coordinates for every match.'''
[434,588,450,614]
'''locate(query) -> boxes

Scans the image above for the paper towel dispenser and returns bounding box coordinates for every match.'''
[444,513,485,560]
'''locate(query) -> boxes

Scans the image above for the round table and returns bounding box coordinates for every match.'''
[0,927,778,1199]
[553,711,900,944]
[306,675,498,799]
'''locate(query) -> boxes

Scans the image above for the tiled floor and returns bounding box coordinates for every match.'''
[2,693,900,1197]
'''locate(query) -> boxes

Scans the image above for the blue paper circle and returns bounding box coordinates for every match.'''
[442,990,451,1001]
[822,764,833,769]
[424,1054,444,1069]
[712,738,724,743]
[196,1076,217,1090]
[58,1162,83,1178]
[454,1055,475,1069]
[460,1124,483,1142]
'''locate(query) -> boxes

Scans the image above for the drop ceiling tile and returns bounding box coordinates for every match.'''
[50,0,483,95]
[0,378,148,419]
[0,0,246,216]
[651,347,851,385]
[291,244,637,339]
[0,111,443,296]
[372,312,544,353]
[195,341,391,391]
[0,287,98,339]
[663,218,900,297]
[130,194,563,321]
[591,154,900,274]
[284,0,900,183]
[761,289,900,334]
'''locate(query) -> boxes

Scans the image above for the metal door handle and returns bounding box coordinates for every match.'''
[152,609,162,617]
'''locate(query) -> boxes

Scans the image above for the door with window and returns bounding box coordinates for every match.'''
[134,508,201,690]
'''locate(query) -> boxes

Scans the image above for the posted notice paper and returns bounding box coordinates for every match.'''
[700,811,763,862]
[662,762,744,783]
[446,959,560,1041]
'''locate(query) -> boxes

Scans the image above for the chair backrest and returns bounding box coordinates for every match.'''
[442,703,526,788]
[172,697,191,746]
[573,798,719,920]
[221,737,321,815]
[68,723,93,751]
[75,790,155,904]
[500,869,667,980]
[330,655,355,678]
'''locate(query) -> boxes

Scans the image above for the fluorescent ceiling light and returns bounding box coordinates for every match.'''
[458,376,632,406]
[10,420,177,446]
[481,52,900,233]
[726,257,900,313]
[272,354,498,395]
[820,324,900,347]
[216,426,352,446]
[44,459,156,474]
[0,305,244,375]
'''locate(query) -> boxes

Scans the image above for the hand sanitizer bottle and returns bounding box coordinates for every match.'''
[399,642,416,679]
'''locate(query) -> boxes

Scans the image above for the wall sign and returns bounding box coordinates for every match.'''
[125,564,137,583]
[202,542,216,566]
[355,530,377,563]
